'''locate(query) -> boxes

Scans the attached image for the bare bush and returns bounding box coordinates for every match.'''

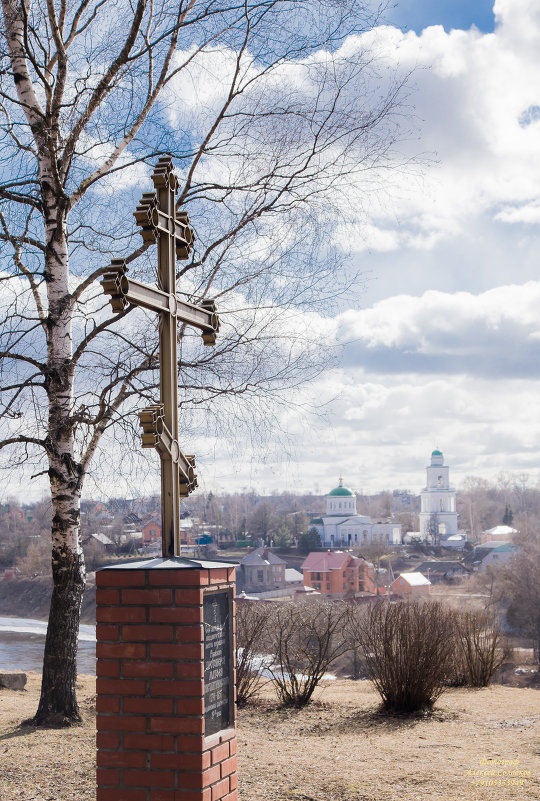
[235,601,272,707]
[453,611,509,687]
[266,600,350,708]
[352,600,455,713]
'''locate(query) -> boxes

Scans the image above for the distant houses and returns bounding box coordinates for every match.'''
[464,541,520,571]
[301,550,376,598]
[413,561,471,583]
[390,572,431,596]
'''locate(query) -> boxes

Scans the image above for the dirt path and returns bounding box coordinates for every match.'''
[0,673,538,801]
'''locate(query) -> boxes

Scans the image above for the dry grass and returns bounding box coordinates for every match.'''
[0,673,539,801]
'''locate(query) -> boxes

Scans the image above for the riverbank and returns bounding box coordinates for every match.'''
[0,673,539,801]
[0,576,96,623]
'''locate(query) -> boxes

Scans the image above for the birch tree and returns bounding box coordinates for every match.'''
[0,0,408,724]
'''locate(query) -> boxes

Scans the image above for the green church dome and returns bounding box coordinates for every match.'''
[431,449,443,456]
[328,477,353,497]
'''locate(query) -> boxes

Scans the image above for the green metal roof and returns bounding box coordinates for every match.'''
[432,449,443,456]
[328,487,353,496]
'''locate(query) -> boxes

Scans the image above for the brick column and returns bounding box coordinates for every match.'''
[96,558,237,801]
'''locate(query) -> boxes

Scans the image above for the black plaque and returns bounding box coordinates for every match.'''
[203,591,232,736]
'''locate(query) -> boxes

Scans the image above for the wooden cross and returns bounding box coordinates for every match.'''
[100,157,219,558]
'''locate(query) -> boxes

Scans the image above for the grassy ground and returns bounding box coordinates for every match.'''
[0,673,538,801]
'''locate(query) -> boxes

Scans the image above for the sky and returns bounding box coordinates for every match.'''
[4,0,540,505]
[197,0,540,499]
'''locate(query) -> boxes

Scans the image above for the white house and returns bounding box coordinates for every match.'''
[309,478,402,549]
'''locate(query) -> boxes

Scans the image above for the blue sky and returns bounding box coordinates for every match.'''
[389,0,495,33]
[4,0,540,505]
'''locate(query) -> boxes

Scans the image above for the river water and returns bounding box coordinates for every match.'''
[0,616,96,675]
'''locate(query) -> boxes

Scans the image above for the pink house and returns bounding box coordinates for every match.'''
[390,571,431,597]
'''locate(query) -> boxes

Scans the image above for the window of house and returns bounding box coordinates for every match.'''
[257,570,264,582]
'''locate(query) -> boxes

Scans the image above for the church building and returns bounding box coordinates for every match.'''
[309,478,402,549]
[418,449,459,542]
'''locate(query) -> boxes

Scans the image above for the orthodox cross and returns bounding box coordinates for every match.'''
[100,157,219,557]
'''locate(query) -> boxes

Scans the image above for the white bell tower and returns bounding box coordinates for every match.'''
[419,450,458,542]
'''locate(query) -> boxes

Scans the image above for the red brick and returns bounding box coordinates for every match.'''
[96,767,120,786]
[173,734,205,752]
[96,696,120,714]
[97,750,147,768]
[97,570,146,587]
[207,569,228,584]
[211,777,229,801]
[123,588,173,605]
[97,789,146,801]
[150,679,204,697]
[177,766,220,789]
[174,589,203,605]
[150,793,175,801]
[150,792,175,801]
[123,624,174,642]
[97,678,146,695]
[220,756,237,778]
[123,660,174,678]
[97,606,147,623]
[149,607,202,624]
[228,739,237,756]
[96,659,120,678]
[149,716,204,735]
[96,589,120,605]
[124,770,175,787]
[96,624,119,641]
[97,642,147,659]
[227,569,235,582]
[124,733,175,751]
[97,714,146,732]
[96,732,120,749]
[210,743,229,765]
[150,643,203,661]
[151,752,210,771]
[150,570,208,587]
[174,625,203,643]
[228,773,238,791]
[176,661,204,679]
[176,697,204,716]
[221,791,238,801]
[124,698,174,714]
[173,790,211,801]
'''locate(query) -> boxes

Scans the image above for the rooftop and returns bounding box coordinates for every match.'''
[397,571,431,586]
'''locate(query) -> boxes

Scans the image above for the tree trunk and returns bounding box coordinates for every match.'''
[34,198,86,724]
[34,544,85,724]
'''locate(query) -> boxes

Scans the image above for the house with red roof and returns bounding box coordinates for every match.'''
[301,550,376,598]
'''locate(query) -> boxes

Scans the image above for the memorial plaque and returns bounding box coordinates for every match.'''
[203,590,233,736]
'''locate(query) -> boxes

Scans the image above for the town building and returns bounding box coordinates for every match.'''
[301,550,376,598]
[464,541,520,571]
[480,525,518,544]
[235,546,287,594]
[413,560,471,583]
[390,571,431,596]
[419,450,459,542]
[308,479,402,549]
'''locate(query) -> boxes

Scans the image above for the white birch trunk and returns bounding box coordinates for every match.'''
[2,0,85,722]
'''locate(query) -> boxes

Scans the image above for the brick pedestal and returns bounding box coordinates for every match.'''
[96,558,237,801]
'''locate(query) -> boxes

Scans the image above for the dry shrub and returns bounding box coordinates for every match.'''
[454,610,509,687]
[235,601,272,706]
[352,600,455,713]
[267,599,350,708]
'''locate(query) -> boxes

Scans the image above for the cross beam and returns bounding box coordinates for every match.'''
[100,157,219,557]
